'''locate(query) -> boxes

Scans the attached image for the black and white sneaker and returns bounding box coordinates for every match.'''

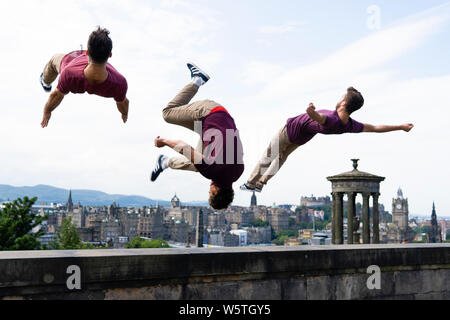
[151,155,169,182]
[187,62,210,86]
[240,183,262,193]
[40,73,52,92]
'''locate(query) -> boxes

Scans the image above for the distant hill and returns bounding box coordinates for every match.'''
[0,184,207,207]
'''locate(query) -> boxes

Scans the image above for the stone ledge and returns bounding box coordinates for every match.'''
[0,244,449,300]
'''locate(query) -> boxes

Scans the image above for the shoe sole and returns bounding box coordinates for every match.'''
[187,62,210,81]
[240,184,256,192]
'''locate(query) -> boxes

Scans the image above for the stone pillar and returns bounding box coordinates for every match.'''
[332,192,337,244]
[362,193,371,244]
[347,192,356,244]
[372,193,380,244]
[196,209,204,248]
[335,193,344,244]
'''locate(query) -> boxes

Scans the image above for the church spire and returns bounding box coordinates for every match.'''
[67,189,73,212]
[430,202,440,243]
[251,191,257,207]
[397,187,403,199]
[432,202,437,219]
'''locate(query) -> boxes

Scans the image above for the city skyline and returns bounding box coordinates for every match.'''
[1,1,450,215]
[1,182,447,218]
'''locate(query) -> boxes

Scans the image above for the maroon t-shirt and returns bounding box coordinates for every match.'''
[57,51,128,102]
[194,109,244,189]
[286,109,365,145]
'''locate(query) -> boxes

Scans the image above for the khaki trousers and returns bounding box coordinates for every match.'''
[163,83,221,172]
[42,53,66,85]
[247,125,299,190]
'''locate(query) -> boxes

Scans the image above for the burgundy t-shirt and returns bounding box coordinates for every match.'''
[286,109,365,145]
[57,51,128,102]
[194,109,244,189]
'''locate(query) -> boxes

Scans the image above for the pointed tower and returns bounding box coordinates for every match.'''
[171,194,180,208]
[429,202,441,243]
[392,187,409,230]
[251,191,257,207]
[66,190,73,212]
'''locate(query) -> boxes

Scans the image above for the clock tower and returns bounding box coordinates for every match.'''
[392,187,409,229]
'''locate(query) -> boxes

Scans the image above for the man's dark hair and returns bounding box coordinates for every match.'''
[209,187,234,210]
[344,87,364,114]
[87,27,113,64]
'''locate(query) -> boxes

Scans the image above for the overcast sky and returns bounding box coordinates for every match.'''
[1,0,449,217]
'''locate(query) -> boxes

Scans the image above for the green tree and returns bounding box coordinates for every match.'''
[50,217,82,250]
[271,229,298,245]
[272,235,290,246]
[0,197,47,250]
[126,237,170,248]
[251,218,269,228]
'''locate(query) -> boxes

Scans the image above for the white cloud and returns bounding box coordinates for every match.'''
[259,20,307,35]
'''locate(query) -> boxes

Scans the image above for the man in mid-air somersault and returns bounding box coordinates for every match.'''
[39,27,129,128]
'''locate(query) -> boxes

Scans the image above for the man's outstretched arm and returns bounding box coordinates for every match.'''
[154,137,203,164]
[41,89,65,128]
[116,97,129,123]
[363,123,414,133]
[306,103,327,125]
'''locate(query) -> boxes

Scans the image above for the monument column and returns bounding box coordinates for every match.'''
[362,193,371,244]
[372,193,380,244]
[332,192,337,244]
[335,192,344,244]
[196,209,204,248]
[347,192,356,244]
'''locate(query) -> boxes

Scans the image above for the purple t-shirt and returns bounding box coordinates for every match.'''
[194,110,244,189]
[286,109,365,145]
[57,51,128,102]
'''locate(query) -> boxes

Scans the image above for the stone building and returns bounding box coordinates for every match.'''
[269,212,289,232]
[386,188,414,243]
[300,195,331,207]
[120,212,139,240]
[67,206,85,228]
[207,229,240,247]
[224,210,254,226]
[100,217,121,246]
[208,212,226,229]
[167,219,191,243]
[138,209,165,239]
[244,226,272,244]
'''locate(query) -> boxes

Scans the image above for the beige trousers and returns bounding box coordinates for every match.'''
[163,83,221,172]
[42,53,66,85]
[247,125,299,189]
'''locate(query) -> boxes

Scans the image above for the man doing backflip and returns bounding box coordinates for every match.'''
[39,27,129,128]
[150,63,244,210]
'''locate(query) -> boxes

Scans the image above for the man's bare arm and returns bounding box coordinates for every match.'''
[154,137,203,164]
[306,103,327,125]
[116,98,129,123]
[41,89,65,128]
[363,123,414,133]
